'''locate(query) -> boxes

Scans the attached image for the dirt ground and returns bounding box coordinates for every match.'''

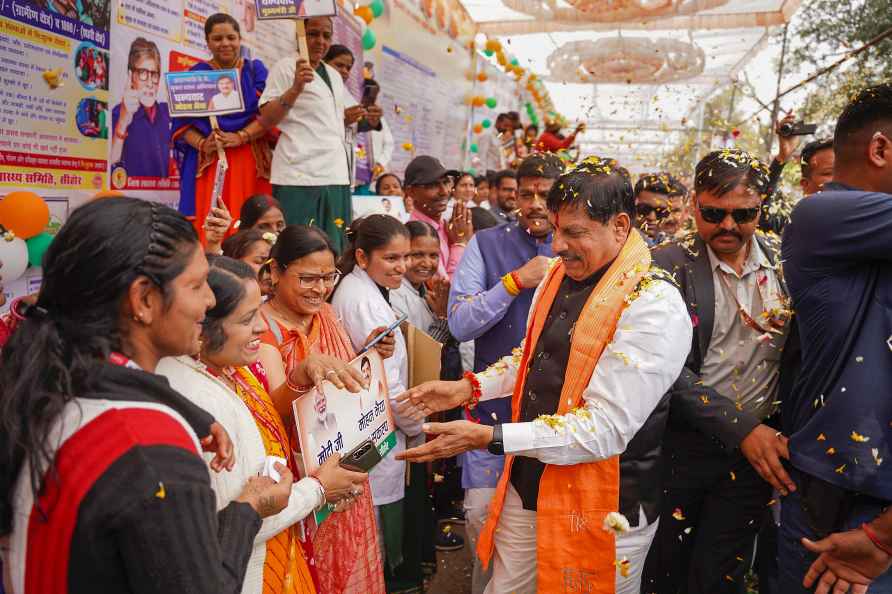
[426,524,474,594]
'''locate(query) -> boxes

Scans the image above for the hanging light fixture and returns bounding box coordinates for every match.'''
[547,37,706,84]
[501,0,728,22]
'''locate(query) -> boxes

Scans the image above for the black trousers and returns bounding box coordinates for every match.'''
[643,430,772,594]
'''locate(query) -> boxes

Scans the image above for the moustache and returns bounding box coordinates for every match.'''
[558,250,582,262]
[711,229,742,241]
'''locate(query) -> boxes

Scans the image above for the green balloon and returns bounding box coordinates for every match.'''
[510,58,519,66]
[485,97,497,109]
[470,143,479,153]
[468,168,477,176]
[362,27,376,51]
[482,119,492,129]
[370,0,384,18]
[484,49,494,57]
[26,232,53,268]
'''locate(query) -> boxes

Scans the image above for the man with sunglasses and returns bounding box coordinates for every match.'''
[643,148,800,594]
[778,83,892,593]
[405,155,473,279]
[634,173,688,246]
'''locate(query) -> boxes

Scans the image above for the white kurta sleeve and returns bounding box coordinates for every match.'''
[259,57,291,106]
[253,478,324,543]
[500,278,692,464]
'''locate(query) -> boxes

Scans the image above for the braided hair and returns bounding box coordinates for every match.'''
[0,197,198,535]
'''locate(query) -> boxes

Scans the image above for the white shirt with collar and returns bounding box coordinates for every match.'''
[261,58,350,186]
[331,267,424,506]
[156,356,325,594]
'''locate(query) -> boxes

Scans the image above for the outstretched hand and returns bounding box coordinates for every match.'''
[802,526,892,594]
[395,379,473,420]
[395,421,493,463]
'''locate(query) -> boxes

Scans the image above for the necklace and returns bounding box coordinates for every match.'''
[267,299,311,335]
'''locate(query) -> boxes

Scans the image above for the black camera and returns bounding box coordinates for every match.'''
[779,121,818,137]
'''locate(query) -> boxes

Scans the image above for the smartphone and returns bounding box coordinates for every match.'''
[357,312,408,355]
[339,438,381,472]
[361,84,379,107]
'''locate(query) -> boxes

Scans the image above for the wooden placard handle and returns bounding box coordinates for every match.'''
[296,19,310,64]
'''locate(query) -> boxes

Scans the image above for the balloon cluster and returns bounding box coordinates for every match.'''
[0,191,54,283]
[478,37,562,128]
[353,0,384,50]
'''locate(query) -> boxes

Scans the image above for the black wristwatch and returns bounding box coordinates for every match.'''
[487,424,504,455]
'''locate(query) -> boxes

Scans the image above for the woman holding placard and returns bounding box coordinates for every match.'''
[158,255,369,594]
[173,13,273,245]
[257,225,387,594]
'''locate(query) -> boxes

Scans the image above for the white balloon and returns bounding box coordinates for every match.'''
[0,237,28,282]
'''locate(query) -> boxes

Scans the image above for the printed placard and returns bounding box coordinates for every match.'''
[254,0,338,20]
[293,349,396,524]
[165,69,245,118]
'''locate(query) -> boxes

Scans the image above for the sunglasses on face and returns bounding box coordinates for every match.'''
[697,204,760,225]
[636,204,671,219]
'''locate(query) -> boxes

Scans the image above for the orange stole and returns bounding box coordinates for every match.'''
[476,231,652,594]
[231,366,316,594]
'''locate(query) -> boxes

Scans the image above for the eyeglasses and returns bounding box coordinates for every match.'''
[636,204,671,219]
[288,270,341,288]
[133,68,161,83]
[697,204,760,225]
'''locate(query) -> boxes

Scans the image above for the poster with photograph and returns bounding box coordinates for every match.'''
[293,349,396,524]
[166,69,245,117]
[254,0,338,20]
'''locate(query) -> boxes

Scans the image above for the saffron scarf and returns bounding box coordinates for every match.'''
[477,230,652,594]
[227,364,316,594]
[262,304,386,594]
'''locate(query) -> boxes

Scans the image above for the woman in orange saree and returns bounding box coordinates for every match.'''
[257,225,386,594]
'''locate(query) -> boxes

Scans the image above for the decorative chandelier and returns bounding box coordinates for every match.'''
[502,0,728,22]
[547,37,706,84]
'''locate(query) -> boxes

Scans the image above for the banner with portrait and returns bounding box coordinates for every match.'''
[293,349,397,524]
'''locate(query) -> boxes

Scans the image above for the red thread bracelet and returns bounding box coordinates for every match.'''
[463,371,483,423]
[862,523,892,557]
[510,270,524,291]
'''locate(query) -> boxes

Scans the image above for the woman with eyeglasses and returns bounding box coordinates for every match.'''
[173,13,274,246]
[257,225,387,594]
[111,37,171,179]
[158,256,370,594]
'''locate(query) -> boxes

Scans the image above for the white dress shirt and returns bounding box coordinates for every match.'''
[475,274,692,465]
[260,58,350,186]
[331,268,424,505]
[156,356,324,594]
[371,117,394,170]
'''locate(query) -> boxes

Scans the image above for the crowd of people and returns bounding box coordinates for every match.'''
[0,10,891,594]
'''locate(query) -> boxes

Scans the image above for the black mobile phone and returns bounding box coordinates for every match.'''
[357,312,408,355]
[778,121,818,137]
[361,84,379,107]
[340,438,382,472]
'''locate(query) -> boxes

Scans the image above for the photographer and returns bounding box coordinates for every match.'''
[759,113,814,234]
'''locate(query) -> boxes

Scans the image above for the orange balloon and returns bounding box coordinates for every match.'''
[92,189,124,200]
[473,123,483,134]
[477,72,488,82]
[0,191,49,239]
[354,5,374,24]
[472,96,485,107]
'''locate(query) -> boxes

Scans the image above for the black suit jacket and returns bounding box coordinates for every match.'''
[652,232,801,452]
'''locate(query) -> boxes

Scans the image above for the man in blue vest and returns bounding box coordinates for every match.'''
[447,152,561,594]
[781,83,892,593]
